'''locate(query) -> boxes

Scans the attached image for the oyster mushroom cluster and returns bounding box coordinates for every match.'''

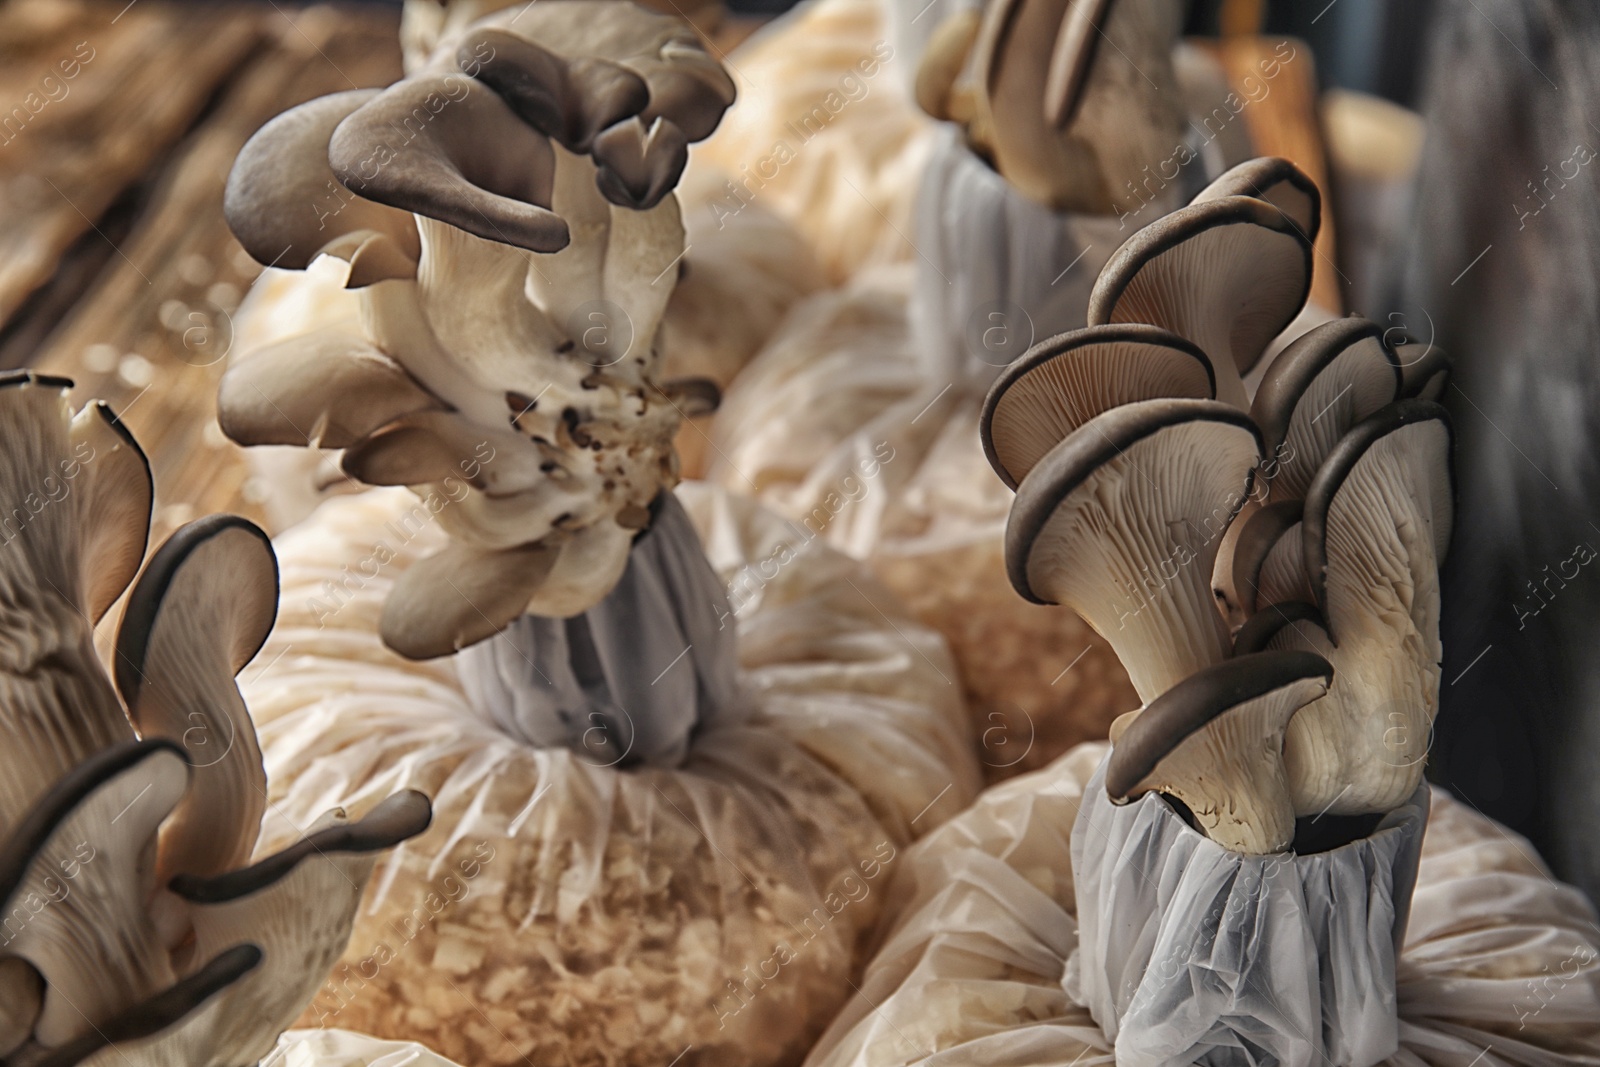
[0,374,431,1065]
[915,0,1187,212]
[219,0,735,660]
[980,157,1454,853]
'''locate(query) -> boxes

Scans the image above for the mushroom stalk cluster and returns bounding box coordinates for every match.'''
[0,374,430,1066]
[220,2,740,762]
[981,157,1454,853]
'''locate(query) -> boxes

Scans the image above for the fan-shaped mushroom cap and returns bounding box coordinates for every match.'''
[1268,400,1453,816]
[979,323,1215,490]
[1250,316,1402,500]
[1192,155,1322,241]
[1087,195,1313,406]
[0,958,41,1056]
[329,74,569,254]
[114,516,279,882]
[1006,398,1263,703]
[217,330,443,450]
[464,1,736,144]
[0,740,190,1046]
[223,91,421,286]
[1231,600,1330,657]
[0,375,146,829]
[1106,649,1333,854]
[1229,499,1311,617]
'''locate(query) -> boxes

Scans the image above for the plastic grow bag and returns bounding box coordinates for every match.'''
[803,743,1600,1067]
[267,1029,466,1067]
[242,483,980,1067]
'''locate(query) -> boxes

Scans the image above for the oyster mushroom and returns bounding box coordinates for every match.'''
[1087,193,1314,408]
[1005,398,1263,703]
[1249,316,1402,501]
[220,0,736,660]
[0,378,431,1065]
[1191,155,1322,242]
[979,322,1215,490]
[917,0,1186,213]
[1240,400,1453,817]
[1393,338,1452,401]
[1106,650,1334,854]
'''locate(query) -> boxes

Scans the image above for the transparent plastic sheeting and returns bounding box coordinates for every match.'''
[1071,761,1427,1067]
[267,1030,464,1066]
[243,484,980,1067]
[458,493,742,767]
[805,743,1600,1067]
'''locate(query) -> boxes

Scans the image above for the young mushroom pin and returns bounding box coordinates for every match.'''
[1106,650,1333,854]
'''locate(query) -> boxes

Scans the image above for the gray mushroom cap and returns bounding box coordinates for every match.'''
[1087,194,1314,406]
[1106,649,1334,854]
[1250,316,1402,501]
[1191,155,1322,243]
[979,322,1215,490]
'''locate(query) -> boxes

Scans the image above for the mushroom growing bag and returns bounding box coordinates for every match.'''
[244,483,979,1067]
[711,130,1193,774]
[804,743,1600,1067]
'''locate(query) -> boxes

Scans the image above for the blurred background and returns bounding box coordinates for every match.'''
[2,0,1594,902]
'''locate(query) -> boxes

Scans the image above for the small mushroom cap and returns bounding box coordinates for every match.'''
[114,516,279,881]
[1088,195,1314,395]
[25,945,263,1067]
[1302,398,1455,628]
[1250,316,1402,500]
[980,323,1215,490]
[1229,499,1308,618]
[1106,649,1333,798]
[69,399,153,622]
[217,329,444,450]
[1232,600,1329,657]
[224,90,421,282]
[379,539,562,659]
[1107,649,1333,854]
[329,74,570,254]
[1191,155,1322,241]
[1394,339,1452,400]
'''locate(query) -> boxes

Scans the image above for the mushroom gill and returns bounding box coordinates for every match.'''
[0,375,430,1066]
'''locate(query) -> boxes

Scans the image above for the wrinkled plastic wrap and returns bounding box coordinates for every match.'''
[805,743,1600,1067]
[267,1029,465,1066]
[711,133,1197,777]
[686,0,933,281]
[244,483,980,1067]
[1072,759,1428,1067]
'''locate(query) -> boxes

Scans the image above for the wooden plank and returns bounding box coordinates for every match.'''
[0,0,264,330]
[35,5,402,546]
[1208,36,1344,313]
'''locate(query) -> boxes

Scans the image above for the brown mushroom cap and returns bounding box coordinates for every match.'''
[114,516,279,881]
[980,323,1215,490]
[1006,397,1263,702]
[1250,316,1402,501]
[1107,649,1334,854]
[329,74,570,254]
[223,90,421,284]
[1043,0,1116,128]
[1088,195,1313,403]
[1191,155,1322,242]
[1394,338,1452,401]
